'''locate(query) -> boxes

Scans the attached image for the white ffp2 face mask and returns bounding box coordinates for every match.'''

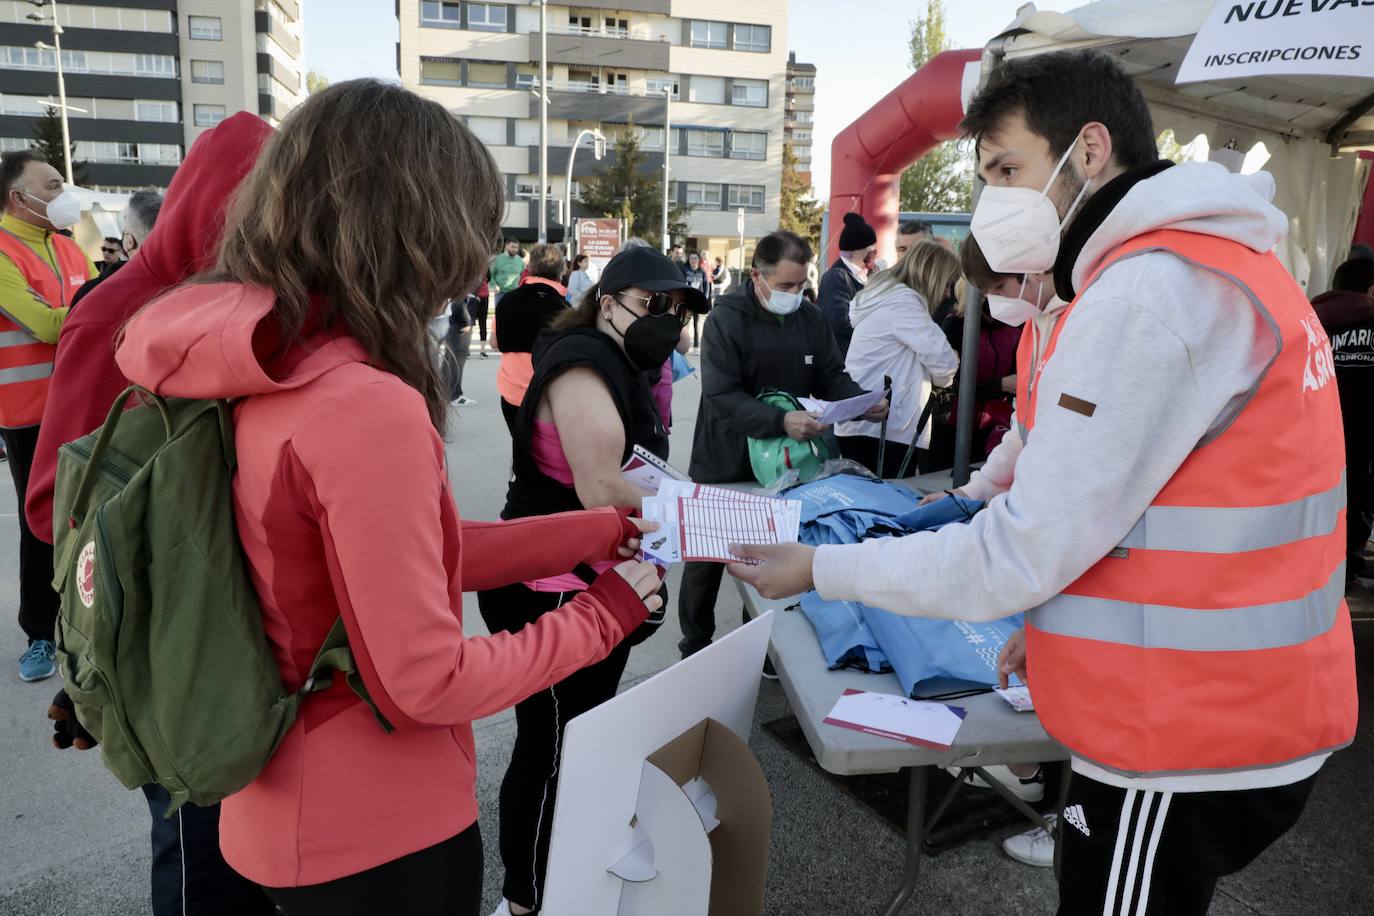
[24,189,81,230]
[986,274,1045,327]
[970,136,1092,275]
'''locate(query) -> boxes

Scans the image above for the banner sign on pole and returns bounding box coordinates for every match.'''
[1178,1,1374,84]
[578,217,622,280]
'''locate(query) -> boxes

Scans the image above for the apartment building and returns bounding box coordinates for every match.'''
[784,50,813,190]
[0,0,305,192]
[398,0,789,258]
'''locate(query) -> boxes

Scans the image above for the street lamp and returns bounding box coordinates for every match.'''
[563,128,605,258]
[661,87,671,254]
[537,0,549,243]
[26,1,73,184]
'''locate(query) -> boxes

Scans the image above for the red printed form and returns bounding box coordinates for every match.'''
[641,481,801,565]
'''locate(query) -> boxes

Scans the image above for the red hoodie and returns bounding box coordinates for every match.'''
[26,112,274,544]
[114,282,649,886]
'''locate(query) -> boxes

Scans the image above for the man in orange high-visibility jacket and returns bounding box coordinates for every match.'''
[730,50,1357,915]
[0,151,95,682]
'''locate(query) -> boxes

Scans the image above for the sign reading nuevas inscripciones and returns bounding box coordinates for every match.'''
[1178,0,1374,84]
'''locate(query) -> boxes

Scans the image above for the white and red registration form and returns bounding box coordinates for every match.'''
[640,480,802,564]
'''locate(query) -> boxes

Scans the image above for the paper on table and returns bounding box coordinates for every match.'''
[822,688,966,749]
[796,389,887,426]
[994,685,1034,713]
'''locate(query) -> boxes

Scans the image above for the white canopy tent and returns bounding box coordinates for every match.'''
[984,0,1374,295]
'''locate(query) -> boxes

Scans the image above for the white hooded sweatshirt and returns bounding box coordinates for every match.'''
[836,279,958,448]
[811,162,1319,793]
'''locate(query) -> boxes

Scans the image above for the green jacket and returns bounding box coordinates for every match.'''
[489,253,525,295]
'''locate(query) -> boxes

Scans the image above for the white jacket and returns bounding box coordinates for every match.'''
[812,162,1315,792]
[835,281,958,447]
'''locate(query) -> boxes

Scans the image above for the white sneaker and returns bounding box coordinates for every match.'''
[1002,813,1057,868]
[943,764,1045,802]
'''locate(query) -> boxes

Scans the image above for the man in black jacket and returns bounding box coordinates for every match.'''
[815,212,877,358]
[679,229,884,657]
[1313,256,1374,579]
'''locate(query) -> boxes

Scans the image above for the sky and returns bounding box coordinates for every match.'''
[302,0,1087,199]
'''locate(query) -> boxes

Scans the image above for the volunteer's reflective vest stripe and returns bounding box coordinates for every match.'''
[1022,228,1357,778]
[0,227,83,427]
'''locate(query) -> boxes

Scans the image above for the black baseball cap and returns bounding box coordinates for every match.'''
[598,246,711,314]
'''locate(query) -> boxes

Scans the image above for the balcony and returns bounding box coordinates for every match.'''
[556,0,670,12]
[533,29,669,71]
[531,82,670,123]
[255,10,300,59]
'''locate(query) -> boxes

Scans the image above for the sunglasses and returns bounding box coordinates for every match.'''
[101,247,121,255]
[618,290,688,323]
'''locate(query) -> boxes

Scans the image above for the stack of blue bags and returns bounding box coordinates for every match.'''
[783,473,1023,697]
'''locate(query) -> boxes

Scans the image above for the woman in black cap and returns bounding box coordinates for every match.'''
[477,245,709,916]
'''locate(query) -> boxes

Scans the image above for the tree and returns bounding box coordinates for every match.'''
[306,69,330,95]
[577,128,686,249]
[780,145,822,254]
[898,0,971,214]
[30,106,87,185]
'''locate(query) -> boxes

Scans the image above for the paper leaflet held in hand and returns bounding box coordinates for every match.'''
[623,456,802,566]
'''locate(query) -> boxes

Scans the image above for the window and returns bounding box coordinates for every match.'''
[684,182,721,208]
[730,131,766,160]
[689,21,727,49]
[138,143,182,165]
[465,116,506,146]
[791,130,811,141]
[193,104,226,127]
[733,24,770,52]
[466,62,507,89]
[419,58,461,86]
[687,76,724,105]
[791,146,811,158]
[0,138,32,153]
[468,2,507,31]
[0,94,50,116]
[790,76,814,89]
[636,126,664,150]
[136,99,178,122]
[603,17,629,36]
[731,79,767,107]
[568,15,591,32]
[515,71,537,89]
[514,183,552,199]
[136,53,176,77]
[729,184,765,211]
[686,129,723,158]
[645,77,679,101]
[794,110,813,124]
[189,16,222,40]
[190,60,224,84]
[420,1,460,23]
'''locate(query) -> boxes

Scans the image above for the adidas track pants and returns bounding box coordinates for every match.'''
[1056,771,1316,915]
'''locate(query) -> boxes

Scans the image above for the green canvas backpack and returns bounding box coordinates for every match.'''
[747,389,833,488]
[52,387,389,815]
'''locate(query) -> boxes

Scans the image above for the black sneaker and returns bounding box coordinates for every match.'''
[762,657,779,681]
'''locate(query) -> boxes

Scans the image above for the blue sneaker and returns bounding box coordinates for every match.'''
[19,640,56,682]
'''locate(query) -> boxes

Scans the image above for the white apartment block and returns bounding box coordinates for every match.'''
[0,0,304,192]
[398,0,789,258]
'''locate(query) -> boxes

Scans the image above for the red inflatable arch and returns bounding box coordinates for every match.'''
[825,49,981,264]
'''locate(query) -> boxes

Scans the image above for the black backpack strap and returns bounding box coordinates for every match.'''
[897,393,941,480]
[299,617,395,733]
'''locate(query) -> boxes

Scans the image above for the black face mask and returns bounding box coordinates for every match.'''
[609,301,681,371]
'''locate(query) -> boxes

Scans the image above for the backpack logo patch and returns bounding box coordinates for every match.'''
[76,541,96,608]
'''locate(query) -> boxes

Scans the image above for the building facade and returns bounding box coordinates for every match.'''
[784,50,813,190]
[0,0,304,191]
[397,0,789,259]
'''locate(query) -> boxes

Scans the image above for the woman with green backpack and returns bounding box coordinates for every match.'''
[106,80,665,916]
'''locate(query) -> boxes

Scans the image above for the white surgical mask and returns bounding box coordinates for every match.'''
[970,136,1092,274]
[986,275,1045,327]
[23,188,82,230]
[757,275,803,315]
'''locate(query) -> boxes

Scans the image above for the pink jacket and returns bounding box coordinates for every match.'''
[115,283,648,887]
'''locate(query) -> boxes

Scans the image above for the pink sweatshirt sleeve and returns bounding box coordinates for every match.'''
[653,360,673,431]
[290,383,646,729]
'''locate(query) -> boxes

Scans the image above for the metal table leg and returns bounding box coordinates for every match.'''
[880,766,928,916]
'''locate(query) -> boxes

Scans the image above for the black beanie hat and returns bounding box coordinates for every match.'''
[838,212,877,251]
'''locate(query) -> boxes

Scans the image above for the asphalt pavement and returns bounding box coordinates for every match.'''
[1,350,1370,915]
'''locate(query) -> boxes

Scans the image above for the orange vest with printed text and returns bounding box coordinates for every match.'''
[0,227,85,427]
[1020,229,1357,777]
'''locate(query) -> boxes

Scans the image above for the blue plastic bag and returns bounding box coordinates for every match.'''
[670,350,694,382]
[862,609,1024,696]
[799,592,888,673]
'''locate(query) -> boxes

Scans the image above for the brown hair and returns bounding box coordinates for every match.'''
[860,240,959,316]
[211,79,503,434]
[527,243,564,281]
[959,232,1012,294]
[554,286,601,331]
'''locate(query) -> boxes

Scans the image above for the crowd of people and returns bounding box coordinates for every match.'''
[0,44,1364,916]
